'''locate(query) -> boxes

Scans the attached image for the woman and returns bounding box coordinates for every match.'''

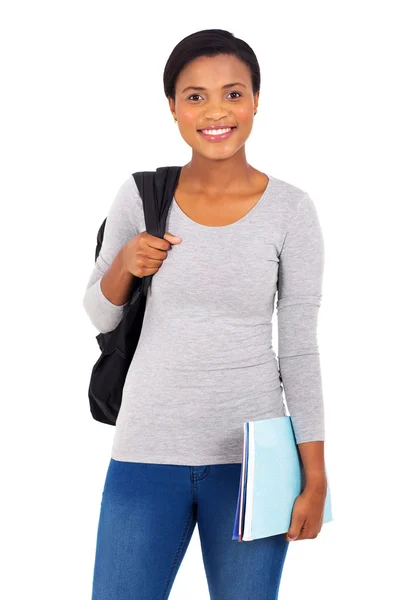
[83,28,328,600]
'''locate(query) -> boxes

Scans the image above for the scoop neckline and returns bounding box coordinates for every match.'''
[171,174,274,230]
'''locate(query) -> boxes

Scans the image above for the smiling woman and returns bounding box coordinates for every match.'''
[85,28,327,600]
[165,38,260,169]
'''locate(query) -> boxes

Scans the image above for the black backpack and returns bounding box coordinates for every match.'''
[88,165,182,425]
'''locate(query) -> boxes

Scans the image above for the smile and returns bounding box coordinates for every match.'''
[197,127,237,142]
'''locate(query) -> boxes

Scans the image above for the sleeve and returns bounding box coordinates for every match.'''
[276,192,325,444]
[82,176,140,334]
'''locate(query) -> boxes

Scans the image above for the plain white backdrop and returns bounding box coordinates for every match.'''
[2,1,399,598]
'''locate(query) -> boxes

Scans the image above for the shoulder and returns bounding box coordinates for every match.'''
[107,174,146,232]
[268,174,308,212]
[267,174,320,224]
[114,174,143,211]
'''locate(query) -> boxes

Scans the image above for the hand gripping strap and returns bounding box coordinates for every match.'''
[132,166,182,300]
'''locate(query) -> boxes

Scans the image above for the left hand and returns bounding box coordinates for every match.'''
[284,485,327,542]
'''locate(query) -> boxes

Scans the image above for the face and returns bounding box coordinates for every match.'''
[168,54,259,160]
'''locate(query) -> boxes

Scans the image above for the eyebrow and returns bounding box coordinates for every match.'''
[180,82,247,94]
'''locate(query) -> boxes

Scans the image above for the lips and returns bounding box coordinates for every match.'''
[198,126,236,132]
[197,126,237,143]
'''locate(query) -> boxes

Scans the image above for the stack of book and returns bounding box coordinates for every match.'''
[232,416,333,541]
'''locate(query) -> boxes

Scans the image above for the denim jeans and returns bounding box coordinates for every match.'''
[91,458,289,599]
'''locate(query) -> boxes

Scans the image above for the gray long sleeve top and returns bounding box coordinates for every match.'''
[83,172,325,466]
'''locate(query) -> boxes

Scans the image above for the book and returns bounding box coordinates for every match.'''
[232,416,333,541]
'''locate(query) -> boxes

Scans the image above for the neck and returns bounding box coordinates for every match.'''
[181,150,255,195]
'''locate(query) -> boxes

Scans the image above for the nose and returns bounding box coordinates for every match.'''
[202,108,230,121]
[202,101,230,121]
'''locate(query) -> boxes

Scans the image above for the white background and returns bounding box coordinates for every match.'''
[2,1,399,598]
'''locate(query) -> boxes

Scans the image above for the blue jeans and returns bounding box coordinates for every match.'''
[91,458,289,599]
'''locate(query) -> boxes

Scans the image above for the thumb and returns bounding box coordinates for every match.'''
[287,515,305,541]
[164,232,182,244]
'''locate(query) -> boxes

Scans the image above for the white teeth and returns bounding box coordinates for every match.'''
[201,127,232,135]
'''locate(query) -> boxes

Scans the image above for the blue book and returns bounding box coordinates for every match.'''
[233,421,248,540]
[232,416,333,541]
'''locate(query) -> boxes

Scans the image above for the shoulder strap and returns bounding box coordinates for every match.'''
[132,165,182,297]
[95,218,107,262]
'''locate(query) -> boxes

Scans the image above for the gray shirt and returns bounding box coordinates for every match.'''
[83,172,325,466]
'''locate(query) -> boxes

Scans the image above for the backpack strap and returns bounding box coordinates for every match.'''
[95,218,107,262]
[132,166,182,298]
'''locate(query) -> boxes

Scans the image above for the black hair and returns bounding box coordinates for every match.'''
[163,29,261,100]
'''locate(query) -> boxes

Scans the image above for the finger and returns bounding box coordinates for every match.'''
[294,522,308,541]
[286,516,307,541]
[146,235,172,250]
[164,232,182,243]
[143,257,164,267]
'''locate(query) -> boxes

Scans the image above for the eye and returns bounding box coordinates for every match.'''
[187,91,243,102]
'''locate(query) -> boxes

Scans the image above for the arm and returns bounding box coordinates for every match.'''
[277,192,326,485]
[99,247,135,307]
[82,176,140,334]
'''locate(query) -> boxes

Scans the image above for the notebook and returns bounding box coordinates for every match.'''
[232,416,333,541]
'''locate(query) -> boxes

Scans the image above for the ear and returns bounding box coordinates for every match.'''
[253,91,260,114]
[168,97,176,121]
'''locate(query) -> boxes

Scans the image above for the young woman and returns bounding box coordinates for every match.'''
[83,28,328,600]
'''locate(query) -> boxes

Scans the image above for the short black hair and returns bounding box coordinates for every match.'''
[163,29,261,100]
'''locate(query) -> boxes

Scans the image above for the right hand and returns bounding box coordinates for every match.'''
[122,231,182,278]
